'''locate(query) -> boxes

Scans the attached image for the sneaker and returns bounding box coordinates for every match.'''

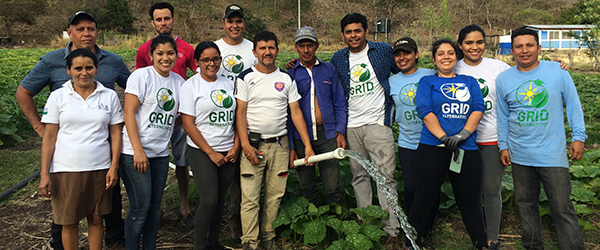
[178,211,194,228]
[228,214,242,244]
[487,241,500,250]
[260,240,281,250]
[242,242,255,250]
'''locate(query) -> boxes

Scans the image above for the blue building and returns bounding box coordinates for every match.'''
[497,24,597,53]
[522,25,596,50]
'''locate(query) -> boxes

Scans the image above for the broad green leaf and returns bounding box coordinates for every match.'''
[579,218,599,232]
[570,180,596,202]
[295,196,310,208]
[291,215,309,234]
[272,209,292,228]
[327,218,343,232]
[360,224,387,242]
[303,220,327,244]
[346,233,373,250]
[318,204,330,215]
[326,240,349,250]
[288,203,306,219]
[308,203,318,216]
[341,220,360,235]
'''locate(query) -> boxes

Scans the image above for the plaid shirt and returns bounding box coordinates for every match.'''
[330,40,400,127]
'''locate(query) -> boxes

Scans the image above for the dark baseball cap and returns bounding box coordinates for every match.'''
[67,11,97,27]
[393,37,418,54]
[224,4,245,19]
[294,27,318,44]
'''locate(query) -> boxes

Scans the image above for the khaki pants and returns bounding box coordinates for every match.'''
[239,136,289,248]
[347,124,400,236]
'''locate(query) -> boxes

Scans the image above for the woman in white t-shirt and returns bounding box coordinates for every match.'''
[454,24,511,250]
[180,41,239,250]
[119,35,184,249]
[39,49,124,250]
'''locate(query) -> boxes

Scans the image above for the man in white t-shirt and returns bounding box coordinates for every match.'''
[235,31,314,250]
[214,4,256,243]
[329,13,401,240]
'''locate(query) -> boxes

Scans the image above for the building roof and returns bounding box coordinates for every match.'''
[523,24,597,30]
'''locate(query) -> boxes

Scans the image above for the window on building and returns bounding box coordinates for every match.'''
[549,31,560,40]
[562,30,574,39]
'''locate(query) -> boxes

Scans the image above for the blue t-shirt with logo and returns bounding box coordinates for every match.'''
[415,74,485,150]
[390,68,436,150]
[496,61,586,168]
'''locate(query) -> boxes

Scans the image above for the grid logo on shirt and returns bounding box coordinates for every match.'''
[222,54,245,74]
[211,89,234,108]
[399,83,418,106]
[440,83,470,102]
[516,80,549,108]
[156,88,176,111]
[350,63,371,83]
[478,78,489,98]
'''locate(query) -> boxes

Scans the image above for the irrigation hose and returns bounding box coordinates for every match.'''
[0,169,40,201]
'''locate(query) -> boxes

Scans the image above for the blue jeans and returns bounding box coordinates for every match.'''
[119,154,170,250]
[512,163,585,250]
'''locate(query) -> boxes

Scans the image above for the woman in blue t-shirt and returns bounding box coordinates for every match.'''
[408,39,487,249]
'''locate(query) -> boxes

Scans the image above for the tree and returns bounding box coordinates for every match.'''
[511,8,552,27]
[93,0,136,34]
[562,0,600,70]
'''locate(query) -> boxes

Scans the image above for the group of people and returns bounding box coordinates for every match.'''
[17,2,587,250]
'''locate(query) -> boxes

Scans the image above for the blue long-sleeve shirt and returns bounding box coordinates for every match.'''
[415,74,485,150]
[287,59,347,149]
[20,42,130,93]
[330,40,400,127]
[496,61,586,168]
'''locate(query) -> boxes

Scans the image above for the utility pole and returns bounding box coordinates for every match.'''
[298,0,301,29]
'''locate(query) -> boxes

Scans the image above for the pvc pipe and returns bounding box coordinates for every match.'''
[293,148,346,167]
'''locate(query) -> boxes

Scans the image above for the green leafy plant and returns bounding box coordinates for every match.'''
[273,197,389,249]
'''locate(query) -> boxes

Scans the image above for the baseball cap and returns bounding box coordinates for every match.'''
[224,4,245,19]
[294,27,318,44]
[67,11,97,27]
[393,37,418,54]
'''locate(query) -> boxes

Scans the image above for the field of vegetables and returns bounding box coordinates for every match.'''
[0,48,598,249]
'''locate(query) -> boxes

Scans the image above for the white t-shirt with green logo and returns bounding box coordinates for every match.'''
[455,58,510,143]
[215,38,257,83]
[179,74,236,152]
[236,67,301,138]
[42,81,124,173]
[347,44,385,128]
[122,66,183,158]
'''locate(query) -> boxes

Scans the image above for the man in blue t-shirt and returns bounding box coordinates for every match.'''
[16,12,128,250]
[496,28,586,250]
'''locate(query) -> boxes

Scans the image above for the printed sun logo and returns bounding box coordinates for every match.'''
[516,80,549,108]
[440,83,470,102]
[211,89,234,108]
[478,78,489,98]
[156,88,175,111]
[400,83,418,106]
[222,54,244,74]
[350,63,371,83]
